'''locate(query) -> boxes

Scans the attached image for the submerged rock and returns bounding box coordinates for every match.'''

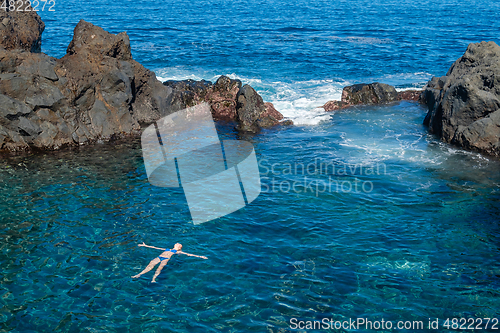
[423,41,500,157]
[322,83,422,111]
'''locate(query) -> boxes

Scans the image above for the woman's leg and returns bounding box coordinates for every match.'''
[151,260,169,283]
[132,258,161,278]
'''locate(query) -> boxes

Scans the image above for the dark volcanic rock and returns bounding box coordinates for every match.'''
[263,102,284,121]
[130,61,172,125]
[164,76,242,121]
[0,16,289,151]
[0,49,72,150]
[66,21,131,60]
[342,83,398,106]
[164,76,288,131]
[0,19,173,151]
[0,5,45,52]
[398,90,424,102]
[455,110,500,154]
[209,76,241,121]
[323,100,349,112]
[236,84,267,133]
[54,20,172,145]
[322,83,425,112]
[423,41,500,157]
[164,79,214,112]
[258,102,285,128]
[322,82,401,111]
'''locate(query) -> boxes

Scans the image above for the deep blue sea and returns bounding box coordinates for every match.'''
[1,0,500,332]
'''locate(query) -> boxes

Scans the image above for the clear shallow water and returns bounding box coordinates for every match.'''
[1,0,500,332]
[1,104,499,332]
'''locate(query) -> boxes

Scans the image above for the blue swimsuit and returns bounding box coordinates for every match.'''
[159,249,177,261]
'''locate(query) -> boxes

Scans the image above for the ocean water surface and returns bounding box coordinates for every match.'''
[1,0,500,332]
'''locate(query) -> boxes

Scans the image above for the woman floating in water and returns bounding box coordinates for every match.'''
[132,242,207,283]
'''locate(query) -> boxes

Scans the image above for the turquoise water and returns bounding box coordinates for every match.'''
[1,103,499,332]
[2,0,500,331]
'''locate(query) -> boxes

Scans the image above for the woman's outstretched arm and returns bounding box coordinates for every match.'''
[178,251,208,259]
[138,242,166,251]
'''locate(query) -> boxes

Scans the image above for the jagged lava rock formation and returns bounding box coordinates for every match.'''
[0,19,171,150]
[423,41,500,157]
[164,77,290,133]
[0,10,287,151]
[322,82,423,111]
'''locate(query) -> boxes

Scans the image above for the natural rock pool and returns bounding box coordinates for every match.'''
[2,102,499,331]
[2,0,500,331]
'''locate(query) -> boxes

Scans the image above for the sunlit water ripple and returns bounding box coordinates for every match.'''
[1,0,500,331]
[1,103,499,332]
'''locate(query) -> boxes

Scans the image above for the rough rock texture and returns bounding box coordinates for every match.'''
[398,90,424,102]
[164,77,289,131]
[322,83,424,111]
[0,49,66,150]
[236,85,267,132]
[0,5,45,52]
[258,102,285,128]
[323,83,397,111]
[164,76,242,120]
[342,83,399,106]
[0,20,172,151]
[423,41,500,157]
[322,100,349,112]
[209,76,242,120]
[131,61,172,125]
[0,16,289,151]
[164,79,216,113]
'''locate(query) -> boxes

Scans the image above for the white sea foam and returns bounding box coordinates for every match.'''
[155,67,348,125]
[380,72,433,89]
[154,68,436,126]
[328,36,395,44]
[256,79,346,126]
[396,87,425,92]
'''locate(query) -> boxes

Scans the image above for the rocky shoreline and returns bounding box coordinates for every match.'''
[422,41,500,158]
[1,8,499,157]
[0,9,290,152]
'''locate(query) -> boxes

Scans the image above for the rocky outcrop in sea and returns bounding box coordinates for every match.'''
[423,41,500,157]
[0,9,287,152]
[2,8,498,157]
[164,77,289,132]
[322,83,423,111]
